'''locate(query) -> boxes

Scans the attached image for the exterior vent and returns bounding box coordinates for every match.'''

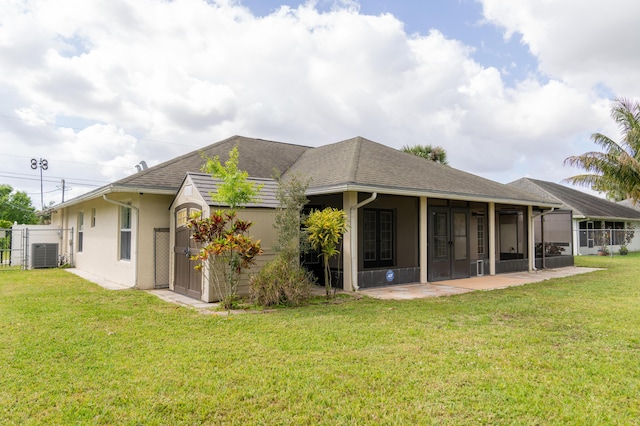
[476,260,484,276]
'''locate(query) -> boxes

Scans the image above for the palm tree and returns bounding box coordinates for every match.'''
[564,97,640,203]
[401,144,449,165]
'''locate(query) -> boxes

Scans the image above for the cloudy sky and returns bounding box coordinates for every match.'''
[1,0,639,209]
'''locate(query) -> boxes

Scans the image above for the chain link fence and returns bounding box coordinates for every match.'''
[0,226,74,270]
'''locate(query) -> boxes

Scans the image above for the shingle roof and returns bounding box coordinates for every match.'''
[187,173,279,208]
[114,135,309,191]
[285,136,558,205]
[58,135,561,208]
[508,178,640,220]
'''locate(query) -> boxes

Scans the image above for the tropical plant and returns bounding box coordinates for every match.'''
[189,147,263,309]
[564,97,640,202]
[401,144,449,165]
[304,208,348,298]
[188,210,262,309]
[201,146,262,209]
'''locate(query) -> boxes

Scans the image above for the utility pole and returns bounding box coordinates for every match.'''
[61,179,66,203]
[30,158,48,210]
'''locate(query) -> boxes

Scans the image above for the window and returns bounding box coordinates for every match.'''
[476,214,485,255]
[120,206,132,260]
[176,208,187,227]
[91,208,96,227]
[77,212,84,252]
[363,209,394,268]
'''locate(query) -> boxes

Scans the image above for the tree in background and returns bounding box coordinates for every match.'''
[0,185,38,225]
[565,97,640,203]
[401,144,449,165]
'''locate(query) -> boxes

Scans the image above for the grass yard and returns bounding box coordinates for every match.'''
[1,256,640,425]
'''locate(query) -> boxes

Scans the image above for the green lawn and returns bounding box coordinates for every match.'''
[1,256,639,425]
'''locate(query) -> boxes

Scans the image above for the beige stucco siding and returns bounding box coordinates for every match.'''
[136,194,173,289]
[51,193,173,289]
[204,208,278,302]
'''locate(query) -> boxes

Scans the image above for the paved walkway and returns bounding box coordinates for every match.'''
[68,266,601,307]
[358,266,601,300]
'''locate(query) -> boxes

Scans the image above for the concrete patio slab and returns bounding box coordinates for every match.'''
[358,266,601,300]
[67,266,602,305]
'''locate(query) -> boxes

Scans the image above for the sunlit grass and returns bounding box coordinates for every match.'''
[1,254,639,424]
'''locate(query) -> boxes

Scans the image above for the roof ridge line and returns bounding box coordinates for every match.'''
[350,137,363,183]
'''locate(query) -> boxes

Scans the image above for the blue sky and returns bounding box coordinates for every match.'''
[242,0,536,84]
[1,0,639,207]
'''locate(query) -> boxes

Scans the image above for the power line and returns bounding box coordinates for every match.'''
[0,170,110,184]
[0,174,102,188]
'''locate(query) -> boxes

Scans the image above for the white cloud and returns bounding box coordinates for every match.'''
[1,0,639,208]
[480,0,640,95]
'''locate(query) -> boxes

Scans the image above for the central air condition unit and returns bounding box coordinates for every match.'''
[31,243,59,269]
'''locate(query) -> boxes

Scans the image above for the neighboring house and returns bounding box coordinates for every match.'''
[52,135,561,302]
[509,178,640,256]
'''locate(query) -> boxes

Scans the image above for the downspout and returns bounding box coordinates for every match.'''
[531,208,556,271]
[103,195,139,288]
[349,192,377,291]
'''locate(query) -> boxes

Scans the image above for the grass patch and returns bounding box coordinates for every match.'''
[1,257,640,424]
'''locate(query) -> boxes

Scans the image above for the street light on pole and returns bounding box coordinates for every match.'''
[30,158,48,210]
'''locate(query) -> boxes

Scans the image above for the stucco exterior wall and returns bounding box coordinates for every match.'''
[51,192,173,288]
[136,194,173,289]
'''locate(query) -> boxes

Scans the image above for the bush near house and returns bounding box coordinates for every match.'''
[250,173,315,307]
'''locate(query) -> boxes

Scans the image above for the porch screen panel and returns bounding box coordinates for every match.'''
[363,210,377,261]
[434,212,447,258]
[379,211,393,261]
[453,212,467,261]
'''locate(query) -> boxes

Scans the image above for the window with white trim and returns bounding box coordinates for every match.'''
[120,206,132,260]
[77,212,84,252]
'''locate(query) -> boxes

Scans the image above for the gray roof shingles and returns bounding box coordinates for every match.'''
[60,135,561,207]
[115,135,309,191]
[188,173,279,208]
[286,136,557,205]
[508,178,640,220]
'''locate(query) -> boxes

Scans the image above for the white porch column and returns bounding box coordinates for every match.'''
[420,196,428,283]
[343,191,358,291]
[528,205,535,272]
[488,202,496,276]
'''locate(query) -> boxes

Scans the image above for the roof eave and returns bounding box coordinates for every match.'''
[306,183,562,208]
[573,215,640,222]
[54,185,177,209]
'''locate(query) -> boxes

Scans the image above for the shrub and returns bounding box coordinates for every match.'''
[249,256,315,307]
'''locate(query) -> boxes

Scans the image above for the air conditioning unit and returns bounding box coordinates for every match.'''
[31,243,59,269]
